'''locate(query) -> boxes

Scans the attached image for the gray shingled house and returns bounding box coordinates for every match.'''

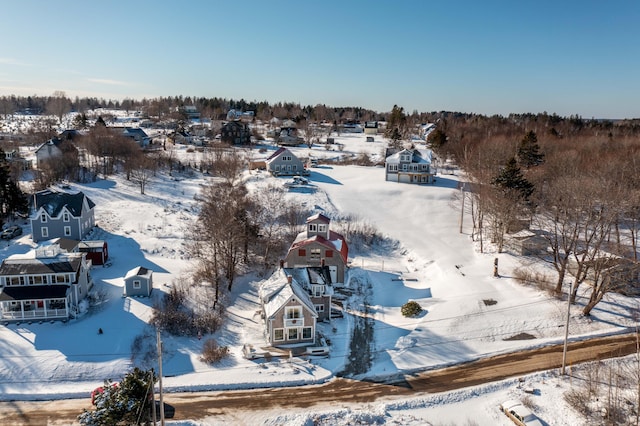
[30,190,96,243]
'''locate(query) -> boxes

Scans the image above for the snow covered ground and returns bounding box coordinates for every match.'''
[0,131,637,425]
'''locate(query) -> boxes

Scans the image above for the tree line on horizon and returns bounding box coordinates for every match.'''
[2,93,640,131]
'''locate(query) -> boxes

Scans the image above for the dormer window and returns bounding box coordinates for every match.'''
[63,212,70,222]
[308,223,317,233]
[40,213,47,223]
[401,153,411,162]
[318,224,327,234]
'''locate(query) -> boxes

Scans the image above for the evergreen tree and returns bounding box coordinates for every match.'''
[492,157,534,201]
[72,113,88,129]
[384,105,407,141]
[428,128,448,149]
[516,130,544,168]
[78,368,156,425]
[0,148,28,219]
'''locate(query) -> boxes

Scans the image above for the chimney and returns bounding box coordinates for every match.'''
[279,259,284,269]
[287,275,292,284]
[321,258,325,267]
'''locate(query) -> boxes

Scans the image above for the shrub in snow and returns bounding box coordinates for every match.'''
[77,299,90,314]
[401,301,422,317]
[200,338,229,364]
[151,286,223,336]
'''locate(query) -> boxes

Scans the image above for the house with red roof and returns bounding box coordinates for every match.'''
[283,213,348,284]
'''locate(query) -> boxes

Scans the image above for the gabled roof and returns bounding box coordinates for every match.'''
[281,119,296,129]
[32,190,95,218]
[222,120,247,128]
[35,137,63,153]
[265,146,298,162]
[385,148,432,164]
[260,269,317,320]
[306,213,330,224]
[125,266,152,279]
[289,232,349,264]
[123,127,149,138]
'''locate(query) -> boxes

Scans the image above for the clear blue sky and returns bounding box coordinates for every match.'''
[1,0,638,118]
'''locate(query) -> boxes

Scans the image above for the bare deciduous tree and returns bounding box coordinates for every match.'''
[46,91,71,125]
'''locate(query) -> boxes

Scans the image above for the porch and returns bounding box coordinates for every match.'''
[0,285,71,322]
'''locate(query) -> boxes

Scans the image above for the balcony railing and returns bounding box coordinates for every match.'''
[284,318,304,328]
[1,307,68,321]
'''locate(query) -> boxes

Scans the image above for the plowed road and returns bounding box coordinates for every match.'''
[1,333,637,425]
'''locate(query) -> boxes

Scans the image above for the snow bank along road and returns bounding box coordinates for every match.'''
[0,332,636,425]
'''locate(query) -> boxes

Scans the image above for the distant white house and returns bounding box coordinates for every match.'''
[420,123,436,140]
[34,138,67,168]
[122,128,151,147]
[384,148,436,184]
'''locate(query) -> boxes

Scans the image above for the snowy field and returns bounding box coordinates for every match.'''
[0,130,638,425]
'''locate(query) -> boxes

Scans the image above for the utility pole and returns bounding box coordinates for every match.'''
[156,329,165,426]
[150,369,156,425]
[561,282,573,375]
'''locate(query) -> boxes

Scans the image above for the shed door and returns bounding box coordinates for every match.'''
[329,266,338,283]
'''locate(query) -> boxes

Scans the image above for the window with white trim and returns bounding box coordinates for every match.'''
[133,280,141,289]
[40,213,47,223]
[41,227,49,238]
[308,223,317,232]
[64,226,71,236]
[310,248,321,260]
[63,212,70,222]
[288,328,299,340]
[314,304,324,312]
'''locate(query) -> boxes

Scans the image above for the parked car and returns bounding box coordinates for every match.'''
[1,226,22,240]
[500,400,543,426]
[155,400,175,419]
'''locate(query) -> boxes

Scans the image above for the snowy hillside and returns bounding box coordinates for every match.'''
[0,132,637,425]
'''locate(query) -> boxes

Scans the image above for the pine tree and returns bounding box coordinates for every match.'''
[492,157,534,201]
[0,148,28,219]
[385,105,407,142]
[78,368,156,425]
[428,129,448,149]
[516,130,544,168]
